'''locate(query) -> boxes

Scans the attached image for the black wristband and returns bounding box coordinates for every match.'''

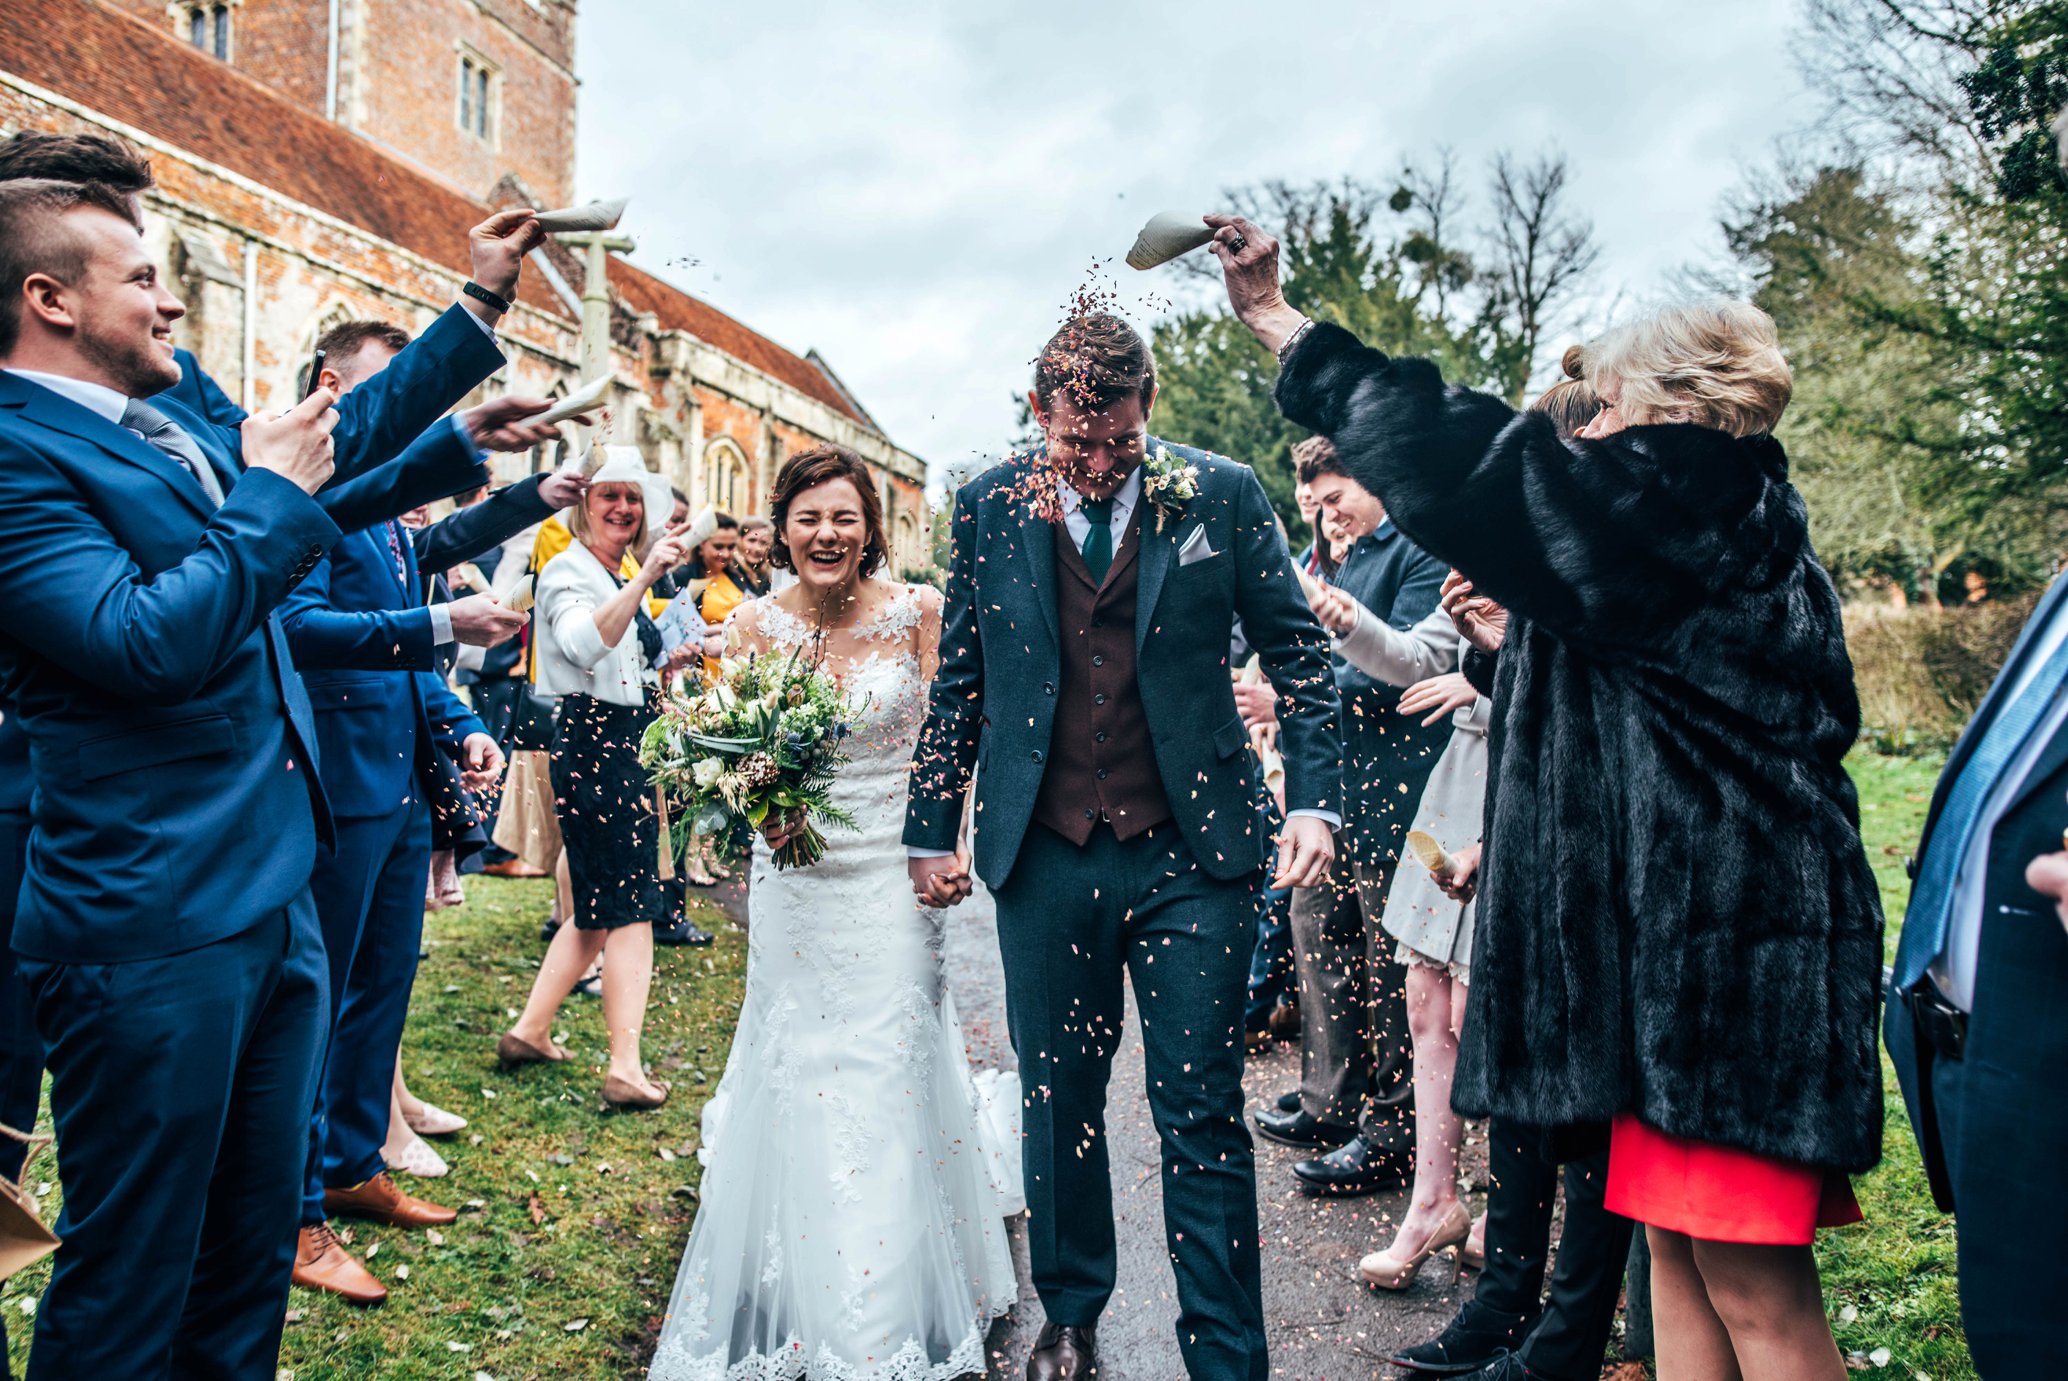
[463,280,512,314]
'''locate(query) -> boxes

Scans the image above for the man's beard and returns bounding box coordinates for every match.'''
[80,323,182,399]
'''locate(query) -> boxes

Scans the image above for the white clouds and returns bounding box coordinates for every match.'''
[576,0,1810,480]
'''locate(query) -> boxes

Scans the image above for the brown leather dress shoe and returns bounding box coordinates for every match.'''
[324,1171,458,1228]
[292,1222,386,1306]
[482,858,547,878]
[1026,1320,1097,1379]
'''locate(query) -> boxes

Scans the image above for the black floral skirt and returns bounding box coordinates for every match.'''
[551,693,664,930]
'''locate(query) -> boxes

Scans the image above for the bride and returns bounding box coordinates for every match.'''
[650,445,1019,1381]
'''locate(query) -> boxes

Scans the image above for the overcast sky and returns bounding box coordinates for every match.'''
[574,0,1810,483]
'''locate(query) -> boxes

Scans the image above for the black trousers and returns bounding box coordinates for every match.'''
[0,815,42,1381]
[1474,1118,1634,1381]
[20,898,326,1381]
[993,822,1267,1381]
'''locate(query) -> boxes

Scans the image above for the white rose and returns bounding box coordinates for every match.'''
[691,757,723,788]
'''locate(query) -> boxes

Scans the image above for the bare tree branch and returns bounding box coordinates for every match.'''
[1485,150,1601,394]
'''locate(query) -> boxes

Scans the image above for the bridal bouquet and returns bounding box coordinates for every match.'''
[641,650,860,869]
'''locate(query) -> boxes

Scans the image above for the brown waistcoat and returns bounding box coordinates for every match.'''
[1030,513,1173,845]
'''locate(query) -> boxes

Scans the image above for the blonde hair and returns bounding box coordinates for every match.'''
[567,479,650,554]
[1584,301,1792,438]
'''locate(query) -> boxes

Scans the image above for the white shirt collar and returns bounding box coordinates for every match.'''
[5,369,132,424]
[1058,464,1142,519]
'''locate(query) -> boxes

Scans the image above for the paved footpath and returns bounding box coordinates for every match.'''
[940,902,1482,1381]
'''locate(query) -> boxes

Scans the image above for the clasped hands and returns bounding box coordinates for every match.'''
[907,849,975,908]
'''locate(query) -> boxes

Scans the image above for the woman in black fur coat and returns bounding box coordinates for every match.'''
[1208,214,1880,1381]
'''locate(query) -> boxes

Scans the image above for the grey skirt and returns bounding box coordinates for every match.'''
[1380,720,1488,980]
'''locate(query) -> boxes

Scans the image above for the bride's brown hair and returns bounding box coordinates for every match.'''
[768,444,888,577]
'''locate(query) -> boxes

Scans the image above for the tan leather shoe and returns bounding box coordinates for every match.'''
[325,1171,458,1228]
[601,1074,669,1109]
[496,1031,568,1067]
[481,858,547,878]
[292,1222,386,1306]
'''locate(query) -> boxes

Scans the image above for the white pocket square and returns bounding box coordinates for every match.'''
[1177,525,1218,566]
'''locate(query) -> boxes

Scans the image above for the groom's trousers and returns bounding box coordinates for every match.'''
[993,821,1267,1381]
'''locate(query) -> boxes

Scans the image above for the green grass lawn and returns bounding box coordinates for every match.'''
[1,751,1977,1378]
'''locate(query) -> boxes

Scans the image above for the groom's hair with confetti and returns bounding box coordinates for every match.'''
[1032,312,1156,413]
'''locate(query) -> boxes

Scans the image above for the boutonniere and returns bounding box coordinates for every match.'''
[1141,445,1200,533]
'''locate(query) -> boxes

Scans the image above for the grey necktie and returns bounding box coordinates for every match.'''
[120,397,225,506]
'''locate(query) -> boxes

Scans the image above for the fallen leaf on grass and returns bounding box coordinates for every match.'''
[565,1317,590,1332]
[528,1193,546,1225]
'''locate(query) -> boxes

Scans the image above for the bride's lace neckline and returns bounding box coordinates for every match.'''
[756,584,922,658]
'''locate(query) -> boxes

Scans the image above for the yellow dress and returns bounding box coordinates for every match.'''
[698,570,745,679]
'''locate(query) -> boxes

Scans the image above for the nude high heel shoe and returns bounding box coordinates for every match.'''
[1358,1201,1472,1290]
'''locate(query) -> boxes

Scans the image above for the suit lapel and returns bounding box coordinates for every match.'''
[0,375,218,521]
[1133,439,1177,652]
[1013,459,1059,646]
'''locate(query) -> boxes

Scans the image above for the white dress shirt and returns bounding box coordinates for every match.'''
[1933,601,2068,1011]
[1057,466,1142,553]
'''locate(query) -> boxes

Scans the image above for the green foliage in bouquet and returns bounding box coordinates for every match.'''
[641,649,861,869]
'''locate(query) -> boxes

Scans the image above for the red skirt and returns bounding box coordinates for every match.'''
[1605,1114,1863,1245]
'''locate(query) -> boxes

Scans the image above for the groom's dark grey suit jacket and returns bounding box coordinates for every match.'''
[904,442,1342,889]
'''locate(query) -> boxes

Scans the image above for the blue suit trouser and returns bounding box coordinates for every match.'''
[993,821,1268,1381]
[20,897,325,1381]
[303,798,432,1224]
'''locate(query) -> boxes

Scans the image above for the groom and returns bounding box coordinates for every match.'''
[906,313,1342,1380]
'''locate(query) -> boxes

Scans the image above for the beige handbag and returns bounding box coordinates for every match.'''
[0,1123,58,1281]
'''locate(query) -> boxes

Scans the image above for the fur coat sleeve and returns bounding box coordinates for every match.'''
[1275,323,1784,653]
[1276,321,1887,1173]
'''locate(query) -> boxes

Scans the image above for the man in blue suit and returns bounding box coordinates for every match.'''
[280,318,573,1302]
[0,177,540,1380]
[1888,569,2068,1378]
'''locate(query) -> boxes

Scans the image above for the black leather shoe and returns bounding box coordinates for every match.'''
[1390,1300,1537,1374]
[1026,1320,1098,1379]
[655,918,714,946]
[1274,1089,1301,1114]
[1253,1106,1356,1149]
[1465,1354,1533,1380]
[1292,1134,1409,1197]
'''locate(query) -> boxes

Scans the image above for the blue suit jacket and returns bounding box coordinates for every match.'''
[904,443,1343,886]
[1888,574,2068,1205]
[1329,523,1447,859]
[160,348,246,427]
[0,379,337,963]
[0,312,505,964]
[280,521,488,821]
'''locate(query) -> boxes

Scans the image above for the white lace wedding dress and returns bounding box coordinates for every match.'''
[650,585,1020,1381]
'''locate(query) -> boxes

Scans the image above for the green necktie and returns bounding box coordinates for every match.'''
[1079,495,1114,583]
